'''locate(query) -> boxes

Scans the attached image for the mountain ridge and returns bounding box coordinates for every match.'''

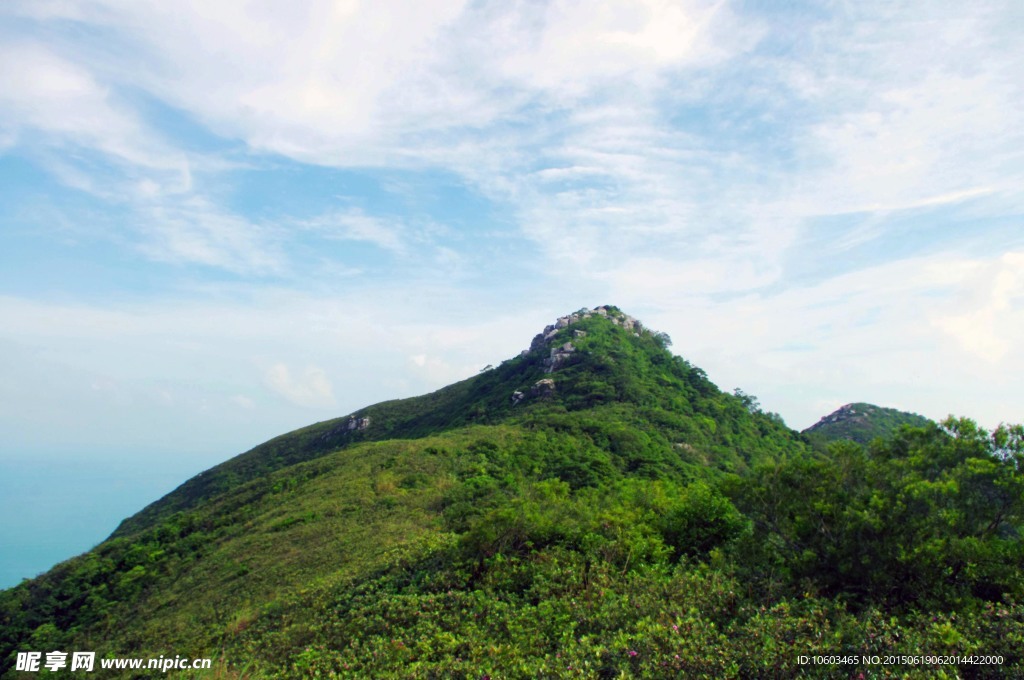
[112,304,799,538]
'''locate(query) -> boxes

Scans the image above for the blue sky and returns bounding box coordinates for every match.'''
[1,1,1022,585]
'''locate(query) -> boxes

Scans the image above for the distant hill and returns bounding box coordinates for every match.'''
[2,307,1021,678]
[803,402,932,444]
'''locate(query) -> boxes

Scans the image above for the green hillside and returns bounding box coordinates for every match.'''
[113,305,797,537]
[803,402,933,445]
[2,307,1023,678]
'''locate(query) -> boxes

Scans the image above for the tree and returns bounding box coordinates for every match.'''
[732,388,760,414]
[733,421,1024,609]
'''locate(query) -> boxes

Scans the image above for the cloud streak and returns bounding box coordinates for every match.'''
[0,41,186,174]
[9,1,1017,293]
[265,363,335,409]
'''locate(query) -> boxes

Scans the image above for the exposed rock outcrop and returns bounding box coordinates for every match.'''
[530,379,556,398]
[346,416,372,431]
[811,404,864,428]
[543,342,576,373]
[527,306,642,357]
[319,414,372,443]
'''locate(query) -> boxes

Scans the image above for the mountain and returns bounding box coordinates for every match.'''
[2,306,1022,678]
[802,402,932,444]
[112,305,797,537]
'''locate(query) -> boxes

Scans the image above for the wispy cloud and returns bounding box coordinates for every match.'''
[137,196,285,275]
[300,209,408,255]
[1,0,1022,444]
[4,2,1019,280]
[265,363,336,409]
[0,41,186,175]
[784,3,1023,217]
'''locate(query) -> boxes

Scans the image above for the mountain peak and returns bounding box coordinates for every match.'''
[809,402,865,427]
[803,402,932,444]
[525,306,648,372]
[112,305,673,536]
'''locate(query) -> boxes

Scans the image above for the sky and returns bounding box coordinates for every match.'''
[1,1,1022,585]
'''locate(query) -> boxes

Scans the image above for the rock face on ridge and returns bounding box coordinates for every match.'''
[543,342,575,373]
[528,305,642,354]
[526,305,647,375]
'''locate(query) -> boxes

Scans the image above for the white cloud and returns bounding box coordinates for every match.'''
[0,38,284,275]
[137,196,285,275]
[39,0,472,163]
[300,209,407,254]
[5,0,744,165]
[598,255,779,299]
[265,363,336,409]
[407,353,472,386]
[5,1,1020,286]
[463,0,749,98]
[801,71,1019,215]
[231,395,255,410]
[786,3,1024,218]
[0,41,188,177]
[931,251,1024,362]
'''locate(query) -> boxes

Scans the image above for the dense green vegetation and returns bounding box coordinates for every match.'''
[2,307,1022,678]
[803,402,933,446]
